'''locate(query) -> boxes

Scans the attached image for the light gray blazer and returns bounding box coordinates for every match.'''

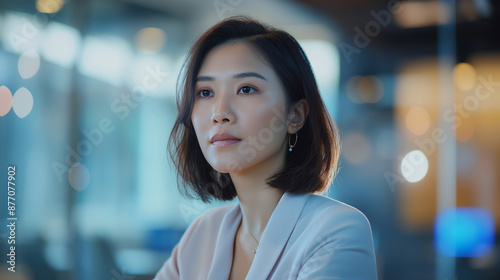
[153,191,378,279]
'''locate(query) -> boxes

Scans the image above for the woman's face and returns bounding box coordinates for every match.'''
[191,42,291,174]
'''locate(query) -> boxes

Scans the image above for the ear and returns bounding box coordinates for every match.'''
[287,99,309,134]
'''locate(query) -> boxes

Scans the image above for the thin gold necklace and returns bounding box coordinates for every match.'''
[247,229,259,254]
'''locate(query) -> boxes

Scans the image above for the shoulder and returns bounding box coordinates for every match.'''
[180,202,236,239]
[292,195,378,279]
[174,202,236,257]
[299,194,373,243]
[196,203,236,225]
[304,193,371,225]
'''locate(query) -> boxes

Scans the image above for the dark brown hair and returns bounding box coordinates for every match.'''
[167,15,341,203]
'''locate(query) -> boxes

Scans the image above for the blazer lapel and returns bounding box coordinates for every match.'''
[245,192,309,279]
[206,203,242,280]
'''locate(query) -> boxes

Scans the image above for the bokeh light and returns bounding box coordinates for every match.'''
[0,85,13,116]
[346,76,363,103]
[400,150,429,183]
[453,62,477,91]
[12,87,34,118]
[358,75,384,103]
[346,75,384,103]
[406,106,431,136]
[18,50,40,79]
[342,131,371,165]
[456,117,475,142]
[134,27,167,55]
[77,35,132,86]
[395,1,451,28]
[435,208,495,257]
[346,75,384,104]
[68,163,90,191]
[37,0,65,14]
[41,21,81,68]
[300,40,340,93]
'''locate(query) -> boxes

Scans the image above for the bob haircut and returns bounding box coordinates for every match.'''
[168,15,341,203]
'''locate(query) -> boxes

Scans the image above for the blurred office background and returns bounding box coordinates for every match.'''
[0,0,499,279]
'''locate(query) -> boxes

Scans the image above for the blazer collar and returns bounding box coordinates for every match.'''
[207,192,310,280]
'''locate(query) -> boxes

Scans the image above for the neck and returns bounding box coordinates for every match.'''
[229,148,287,240]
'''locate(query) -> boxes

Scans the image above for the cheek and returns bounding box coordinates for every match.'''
[191,104,209,139]
[241,98,287,140]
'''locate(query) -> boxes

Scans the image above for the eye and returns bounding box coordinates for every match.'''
[197,89,213,98]
[238,86,257,95]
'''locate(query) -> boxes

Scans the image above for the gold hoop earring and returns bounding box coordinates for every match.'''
[288,132,298,152]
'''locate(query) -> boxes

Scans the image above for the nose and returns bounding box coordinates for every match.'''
[211,93,235,125]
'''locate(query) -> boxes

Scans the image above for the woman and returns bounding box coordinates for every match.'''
[154,16,378,280]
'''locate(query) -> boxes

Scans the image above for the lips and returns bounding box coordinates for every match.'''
[210,132,241,146]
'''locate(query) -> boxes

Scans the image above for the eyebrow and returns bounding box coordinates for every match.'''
[195,72,267,83]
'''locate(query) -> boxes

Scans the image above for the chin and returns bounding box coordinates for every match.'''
[211,159,245,174]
